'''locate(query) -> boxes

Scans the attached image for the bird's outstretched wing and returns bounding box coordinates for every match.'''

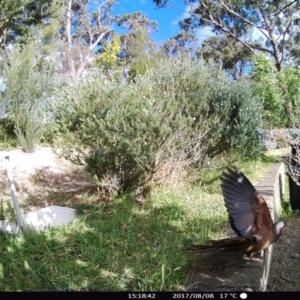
[221,167,273,238]
[188,167,285,256]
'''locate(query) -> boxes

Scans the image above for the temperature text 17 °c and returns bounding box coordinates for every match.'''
[220,294,237,299]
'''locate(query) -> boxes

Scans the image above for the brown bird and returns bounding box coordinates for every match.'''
[188,167,286,258]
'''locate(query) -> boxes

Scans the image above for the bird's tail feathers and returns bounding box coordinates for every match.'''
[186,237,251,253]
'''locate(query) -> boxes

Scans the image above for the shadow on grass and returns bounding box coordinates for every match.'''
[0,194,227,291]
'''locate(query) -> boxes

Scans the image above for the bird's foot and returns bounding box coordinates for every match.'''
[246,251,264,263]
[247,257,262,263]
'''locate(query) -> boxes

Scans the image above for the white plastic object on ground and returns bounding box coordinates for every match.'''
[0,205,76,234]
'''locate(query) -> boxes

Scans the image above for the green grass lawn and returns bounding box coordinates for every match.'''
[0,159,276,291]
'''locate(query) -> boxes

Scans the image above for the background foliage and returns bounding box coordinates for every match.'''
[252,54,300,128]
[53,55,263,194]
[2,40,56,152]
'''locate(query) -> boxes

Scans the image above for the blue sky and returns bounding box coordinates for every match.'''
[114,0,215,45]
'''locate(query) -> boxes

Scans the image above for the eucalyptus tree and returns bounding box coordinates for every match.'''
[162,31,198,57]
[0,0,56,46]
[60,0,117,80]
[153,0,300,71]
[115,12,159,79]
[199,36,253,79]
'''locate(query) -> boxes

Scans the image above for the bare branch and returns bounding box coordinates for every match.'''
[90,28,113,50]
[249,44,273,55]
[190,1,276,56]
[219,0,270,41]
[199,14,256,54]
[280,17,294,64]
[274,0,298,16]
[259,7,282,69]
[66,0,72,44]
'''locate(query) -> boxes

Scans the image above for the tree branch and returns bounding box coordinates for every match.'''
[90,28,113,50]
[259,7,282,70]
[219,0,270,41]
[274,0,298,16]
[280,17,293,64]
[199,1,277,56]
[199,14,256,54]
[66,0,72,45]
[249,44,273,54]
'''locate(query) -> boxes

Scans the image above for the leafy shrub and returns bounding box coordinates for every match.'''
[54,78,169,193]
[142,56,263,162]
[279,67,300,128]
[252,53,300,128]
[252,54,285,127]
[2,41,55,152]
[208,80,264,159]
[54,55,263,194]
[0,118,17,150]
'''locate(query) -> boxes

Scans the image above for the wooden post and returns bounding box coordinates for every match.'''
[4,156,26,233]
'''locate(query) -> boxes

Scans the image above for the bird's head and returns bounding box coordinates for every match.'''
[274,220,287,236]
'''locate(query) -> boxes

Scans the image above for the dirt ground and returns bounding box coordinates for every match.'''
[0,146,95,216]
[265,148,300,291]
[268,216,300,291]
